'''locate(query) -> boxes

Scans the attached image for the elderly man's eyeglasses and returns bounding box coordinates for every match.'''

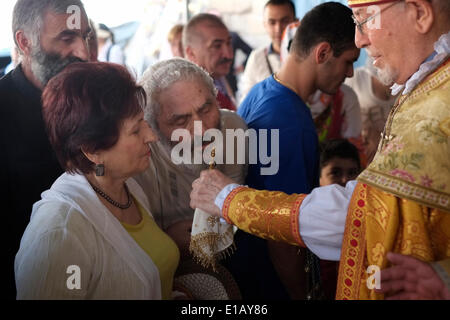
[352,1,401,35]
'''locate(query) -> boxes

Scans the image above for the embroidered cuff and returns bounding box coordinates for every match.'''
[214,183,241,214]
[222,187,307,247]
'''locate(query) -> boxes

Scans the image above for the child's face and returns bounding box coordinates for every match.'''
[320,157,360,187]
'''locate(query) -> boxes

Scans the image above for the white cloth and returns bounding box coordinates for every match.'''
[190,207,235,270]
[214,181,357,261]
[298,181,356,261]
[187,112,248,269]
[239,45,281,103]
[15,173,162,300]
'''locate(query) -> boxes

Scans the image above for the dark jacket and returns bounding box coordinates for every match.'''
[0,65,63,299]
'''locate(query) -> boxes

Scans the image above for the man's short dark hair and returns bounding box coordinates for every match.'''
[319,139,361,171]
[290,2,355,58]
[264,0,296,17]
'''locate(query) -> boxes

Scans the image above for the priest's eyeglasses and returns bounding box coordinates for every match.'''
[352,1,401,36]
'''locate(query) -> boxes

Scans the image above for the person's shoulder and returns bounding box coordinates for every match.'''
[0,72,13,115]
[248,76,275,95]
[250,46,268,55]
[29,200,92,237]
[0,69,14,93]
[260,77,300,105]
[241,77,296,111]
[16,199,98,276]
[247,46,269,62]
[219,109,247,130]
[238,80,268,113]
[239,84,306,127]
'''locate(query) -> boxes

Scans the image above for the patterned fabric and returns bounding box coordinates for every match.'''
[222,187,306,247]
[336,183,450,300]
[348,0,397,7]
[173,260,242,300]
[358,59,450,212]
[189,209,235,271]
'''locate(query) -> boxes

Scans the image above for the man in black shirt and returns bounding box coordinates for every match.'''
[0,0,91,299]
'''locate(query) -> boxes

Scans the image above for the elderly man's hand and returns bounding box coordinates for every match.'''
[375,252,450,300]
[190,169,235,217]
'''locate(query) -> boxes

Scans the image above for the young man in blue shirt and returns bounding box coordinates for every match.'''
[229,2,360,299]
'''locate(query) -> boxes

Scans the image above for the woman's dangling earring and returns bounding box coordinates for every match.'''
[95,164,105,176]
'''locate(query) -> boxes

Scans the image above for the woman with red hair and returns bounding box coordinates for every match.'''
[14,62,180,300]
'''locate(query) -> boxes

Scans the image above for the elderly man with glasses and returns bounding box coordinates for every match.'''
[190,0,450,300]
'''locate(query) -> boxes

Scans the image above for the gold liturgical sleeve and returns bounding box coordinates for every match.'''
[222,186,307,247]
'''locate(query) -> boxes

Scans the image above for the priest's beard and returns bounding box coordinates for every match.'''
[375,63,398,86]
[30,45,85,86]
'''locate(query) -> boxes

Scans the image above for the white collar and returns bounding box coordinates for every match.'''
[391,31,450,96]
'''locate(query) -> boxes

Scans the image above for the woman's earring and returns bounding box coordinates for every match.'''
[95,164,105,176]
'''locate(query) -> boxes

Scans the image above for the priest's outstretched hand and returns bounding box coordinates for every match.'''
[190,169,235,217]
[376,252,450,300]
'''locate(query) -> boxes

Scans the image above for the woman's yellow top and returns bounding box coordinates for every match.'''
[122,199,180,300]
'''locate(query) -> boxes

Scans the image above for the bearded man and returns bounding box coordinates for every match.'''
[0,0,91,299]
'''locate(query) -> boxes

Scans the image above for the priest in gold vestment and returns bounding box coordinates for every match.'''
[190,0,450,300]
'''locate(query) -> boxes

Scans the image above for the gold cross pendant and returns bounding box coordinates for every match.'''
[209,147,216,170]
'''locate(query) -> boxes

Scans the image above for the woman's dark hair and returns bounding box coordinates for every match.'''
[42,62,146,174]
[320,139,361,171]
[290,2,356,58]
